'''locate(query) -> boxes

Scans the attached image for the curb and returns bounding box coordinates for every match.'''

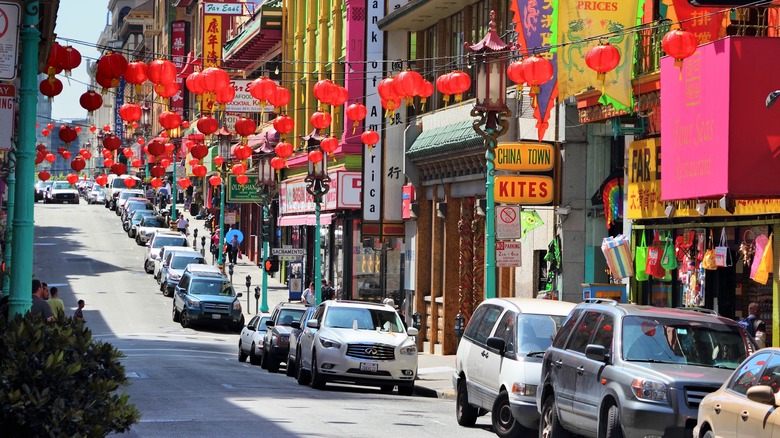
[414,385,456,400]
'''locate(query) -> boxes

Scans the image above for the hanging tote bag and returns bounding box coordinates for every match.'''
[702,230,718,270]
[750,234,769,280]
[635,232,649,281]
[714,227,731,267]
[661,231,678,270]
[754,233,774,285]
[646,232,667,278]
[601,234,634,279]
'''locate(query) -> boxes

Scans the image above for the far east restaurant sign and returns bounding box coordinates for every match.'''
[493,142,558,205]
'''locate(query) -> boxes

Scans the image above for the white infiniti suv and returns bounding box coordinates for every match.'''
[295,300,418,395]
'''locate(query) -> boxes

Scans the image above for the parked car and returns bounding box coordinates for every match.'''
[115,190,145,215]
[172,264,244,331]
[105,175,142,208]
[286,305,318,377]
[295,300,419,395]
[126,209,155,238]
[537,299,753,438]
[135,215,169,245]
[261,302,307,373]
[159,249,206,297]
[694,347,780,438]
[239,313,272,365]
[45,181,79,204]
[121,198,154,224]
[453,298,576,437]
[35,180,52,202]
[87,184,105,204]
[154,245,194,284]
[144,231,188,273]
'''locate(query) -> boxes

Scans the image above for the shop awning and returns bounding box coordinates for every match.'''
[377,0,478,32]
[406,120,483,160]
[223,1,282,70]
[278,213,334,227]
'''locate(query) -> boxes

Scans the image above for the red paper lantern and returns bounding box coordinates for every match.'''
[662,29,698,69]
[103,124,111,132]
[234,117,257,138]
[186,71,205,95]
[178,178,192,189]
[35,152,45,165]
[418,80,434,110]
[192,164,207,177]
[233,145,253,160]
[123,178,137,188]
[70,157,86,172]
[361,130,380,147]
[215,85,235,105]
[231,163,247,176]
[345,103,367,132]
[61,151,72,160]
[39,77,63,99]
[310,111,332,130]
[249,76,276,103]
[585,43,621,83]
[103,134,121,151]
[377,77,398,102]
[159,158,171,168]
[200,67,231,93]
[102,149,112,159]
[147,139,166,156]
[111,163,128,175]
[155,81,180,99]
[447,70,471,102]
[182,120,190,129]
[320,136,339,153]
[61,46,82,75]
[308,150,323,163]
[507,59,526,84]
[137,137,145,145]
[158,111,182,130]
[150,165,166,178]
[150,177,163,188]
[275,141,294,159]
[122,148,134,158]
[58,126,77,144]
[436,74,454,103]
[148,59,177,85]
[209,175,222,186]
[119,103,142,123]
[188,158,199,166]
[131,158,143,167]
[521,55,554,98]
[96,52,128,86]
[272,115,294,134]
[89,125,97,133]
[124,61,148,85]
[41,129,50,137]
[38,171,51,181]
[236,174,249,185]
[273,86,291,108]
[393,70,424,100]
[79,90,103,113]
[381,97,402,113]
[66,174,79,185]
[313,80,339,105]
[46,123,54,130]
[45,153,56,163]
[197,116,219,135]
[270,157,286,170]
[36,143,47,152]
[95,71,115,91]
[214,156,225,166]
[164,142,174,154]
[103,158,114,168]
[80,149,92,160]
[190,144,209,160]
[46,42,66,72]
[74,126,82,133]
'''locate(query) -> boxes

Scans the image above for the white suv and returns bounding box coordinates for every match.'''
[295,300,419,395]
[453,297,575,437]
[143,231,188,274]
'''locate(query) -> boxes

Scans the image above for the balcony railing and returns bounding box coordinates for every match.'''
[633,21,670,78]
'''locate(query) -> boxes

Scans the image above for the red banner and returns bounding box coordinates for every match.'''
[171,21,187,117]
[669,0,726,44]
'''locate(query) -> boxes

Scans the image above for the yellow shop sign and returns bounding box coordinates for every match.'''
[494,175,554,205]
[495,142,555,172]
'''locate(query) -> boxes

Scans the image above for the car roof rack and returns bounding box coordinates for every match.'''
[675,307,718,316]
[581,298,619,306]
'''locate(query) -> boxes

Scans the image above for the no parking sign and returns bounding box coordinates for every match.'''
[496,205,522,240]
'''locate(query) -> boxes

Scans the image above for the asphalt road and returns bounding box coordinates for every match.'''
[32,201,494,438]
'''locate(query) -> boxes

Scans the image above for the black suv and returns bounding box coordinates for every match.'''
[537,299,754,438]
[261,302,306,373]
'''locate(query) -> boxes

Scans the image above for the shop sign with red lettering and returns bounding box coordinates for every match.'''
[494,175,554,205]
[0,84,14,150]
[496,241,522,267]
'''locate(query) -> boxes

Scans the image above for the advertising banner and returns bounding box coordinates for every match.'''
[171,21,187,117]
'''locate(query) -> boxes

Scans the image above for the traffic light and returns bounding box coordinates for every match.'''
[264,256,279,273]
[261,218,272,241]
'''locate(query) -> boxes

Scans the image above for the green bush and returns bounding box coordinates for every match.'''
[0,312,140,437]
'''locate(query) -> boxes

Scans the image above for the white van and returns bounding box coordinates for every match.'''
[106,174,142,209]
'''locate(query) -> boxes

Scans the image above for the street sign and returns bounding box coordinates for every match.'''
[494,175,554,205]
[496,205,522,240]
[226,174,261,203]
[272,248,305,257]
[0,84,14,150]
[495,142,555,172]
[0,2,20,81]
[496,241,522,267]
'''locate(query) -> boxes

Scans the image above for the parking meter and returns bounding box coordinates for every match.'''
[454,312,465,343]
[254,286,261,314]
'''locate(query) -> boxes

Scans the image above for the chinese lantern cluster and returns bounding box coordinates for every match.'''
[248,76,290,110]
[435,70,471,105]
[95,51,128,92]
[186,67,235,113]
[516,55,554,107]
[313,79,348,109]
[389,70,433,109]
[39,42,82,100]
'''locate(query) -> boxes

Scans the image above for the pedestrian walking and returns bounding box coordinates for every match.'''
[48,286,65,317]
[74,299,86,322]
[30,279,54,322]
[301,282,315,305]
[177,215,189,235]
[322,280,335,301]
[228,234,239,264]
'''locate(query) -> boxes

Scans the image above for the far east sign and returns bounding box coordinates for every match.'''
[493,142,557,205]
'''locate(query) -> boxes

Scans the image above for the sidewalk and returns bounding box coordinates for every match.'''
[180,206,456,399]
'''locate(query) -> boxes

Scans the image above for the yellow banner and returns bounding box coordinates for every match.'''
[555,0,639,108]
[202,14,222,113]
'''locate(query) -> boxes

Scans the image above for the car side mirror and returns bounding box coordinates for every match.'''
[236,292,243,298]
[306,319,320,329]
[290,321,300,329]
[486,336,506,354]
[247,325,255,331]
[162,263,168,268]
[265,320,275,328]
[406,327,419,337]
[746,385,776,405]
[585,344,609,363]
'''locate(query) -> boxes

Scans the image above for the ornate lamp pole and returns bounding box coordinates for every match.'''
[466,10,510,299]
[255,142,278,313]
[303,130,330,305]
[140,104,151,180]
[215,128,232,270]
[169,125,182,220]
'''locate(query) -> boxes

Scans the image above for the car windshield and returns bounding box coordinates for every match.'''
[112,178,139,188]
[127,201,148,211]
[621,316,748,369]
[52,182,73,190]
[517,314,568,355]
[277,308,305,326]
[171,255,205,269]
[324,307,404,333]
[131,210,154,221]
[189,279,234,296]
[152,236,186,248]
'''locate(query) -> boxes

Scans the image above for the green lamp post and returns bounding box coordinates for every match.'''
[466,11,510,300]
[303,130,330,306]
[215,128,232,270]
[169,125,182,220]
[255,141,278,313]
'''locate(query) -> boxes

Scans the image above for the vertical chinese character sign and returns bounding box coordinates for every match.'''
[202,13,222,113]
[171,21,187,117]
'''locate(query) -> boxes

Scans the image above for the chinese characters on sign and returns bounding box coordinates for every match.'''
[170,21,187,117]
[201,13,222,113]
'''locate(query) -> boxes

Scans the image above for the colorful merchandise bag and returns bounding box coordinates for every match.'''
[754,233,774,285]
[714,227,731,267]
[646,232,667,278]
[702,230,718,270]
[750,233,769,280]
[635,232,648,281]
[602,234,634,279]
[661,231,678,270]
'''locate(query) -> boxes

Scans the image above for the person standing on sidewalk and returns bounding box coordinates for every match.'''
[48,287,65,318]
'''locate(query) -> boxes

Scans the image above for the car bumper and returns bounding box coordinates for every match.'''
[621,399,694,438]
[509,397,540,430]
[184,308,241,324]
[316,347,417,385]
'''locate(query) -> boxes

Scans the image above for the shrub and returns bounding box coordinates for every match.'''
[0,312,141,436]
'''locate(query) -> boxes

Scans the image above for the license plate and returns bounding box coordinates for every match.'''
[359,362,378,373]
[212,314,221,320]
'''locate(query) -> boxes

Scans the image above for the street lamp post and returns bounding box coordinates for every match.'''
[215,128,232,270]
[141,104,151,180]
[169,126,182,220]
[304,133,330,305]
[466,11,510,299]
[255,143,278,314]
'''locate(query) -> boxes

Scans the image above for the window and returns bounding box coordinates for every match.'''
[466,305,502,345]
[755,353,780,393]
[553,309,582,349]
[519,314,568,355]
[729,352,773,395]
[494,311,516,355]
[590,314,615,351]
[567,311,602,353]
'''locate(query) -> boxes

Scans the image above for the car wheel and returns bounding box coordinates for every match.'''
[249,343,261,365]
[163,287,173,298]
[286,355,296,377]
[144,260,153,274]
[238,342,248,362]
[702,431,715,438]
[180,310,191,328]
[456,379,479,427]
[231,318,244,334]
[604,404,623,438]
[398,383,414,396]
[172,304,180,322]
[135,236,144,246]
[309,351,326,390]
[492,389,526,437]
[267,351,280,373]
[260,346,269,370]
[540,395,570,438]
[296,351,310,385]
[380,385,394,393]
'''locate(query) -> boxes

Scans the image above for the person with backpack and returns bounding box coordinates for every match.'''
[740,302,767,349]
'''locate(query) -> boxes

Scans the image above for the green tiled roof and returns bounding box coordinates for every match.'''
[406,120,483,160]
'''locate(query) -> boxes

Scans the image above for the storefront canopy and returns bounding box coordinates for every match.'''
[278,213,334,227]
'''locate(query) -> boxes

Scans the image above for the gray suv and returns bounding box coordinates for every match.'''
[537,299,754,438]
[172,265,244,332]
